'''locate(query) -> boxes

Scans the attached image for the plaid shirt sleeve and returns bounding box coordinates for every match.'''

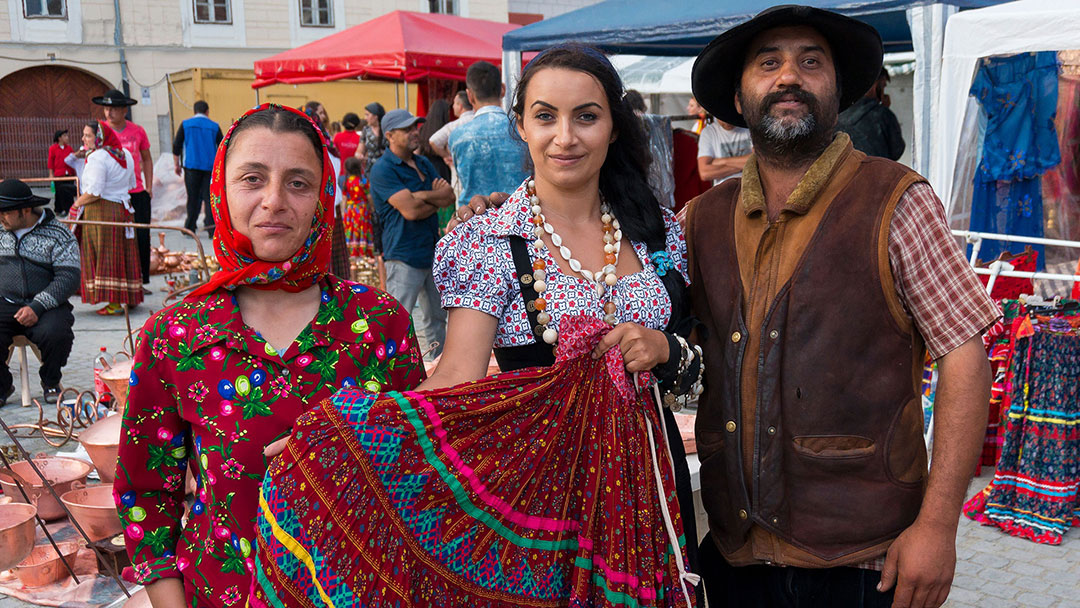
[889,181,1002,359]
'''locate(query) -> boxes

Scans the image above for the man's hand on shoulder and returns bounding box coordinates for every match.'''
[445,192,510,233]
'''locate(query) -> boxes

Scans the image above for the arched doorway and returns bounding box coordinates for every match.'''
[0,66,113,178]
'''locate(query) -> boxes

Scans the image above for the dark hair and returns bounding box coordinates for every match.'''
[466,60,502,102]
[418,99,451,156]
[342,112,361,130]
[624,89,646,113]
[454,90,473,111]
[365,102,386,120]
[510,43,688,331]
[194,100,209,114]
[85,121,99,136]
[344,156,363,177]
[226,107,324,170]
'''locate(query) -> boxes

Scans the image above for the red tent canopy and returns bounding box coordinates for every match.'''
[252,11,520,89]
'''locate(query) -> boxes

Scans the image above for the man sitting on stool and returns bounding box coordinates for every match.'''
[0,179,80,405]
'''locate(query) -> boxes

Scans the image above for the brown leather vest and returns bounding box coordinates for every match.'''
[690,157,928,561]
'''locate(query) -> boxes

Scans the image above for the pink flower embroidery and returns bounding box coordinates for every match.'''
[269,376,293,398]
[221,458,244,480]
[151,337,168,360]
[220,585,241,606]
[187,381,209,402]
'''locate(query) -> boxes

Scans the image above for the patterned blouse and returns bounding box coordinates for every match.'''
[114,276,424,607]
[433,180,688,347]
[360,125,385,174]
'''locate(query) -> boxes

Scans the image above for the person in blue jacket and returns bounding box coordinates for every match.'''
[172,100,223,234]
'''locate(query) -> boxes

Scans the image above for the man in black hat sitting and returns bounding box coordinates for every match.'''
[0,180,80,406]
[684,6,999,607]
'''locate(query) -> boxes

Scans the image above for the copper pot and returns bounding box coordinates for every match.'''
[0,457,93,520]
[13,541,81,587]
[60,483,122,542]
[78,414,122,484]
[0,503,38,571]
[99,359,133,414]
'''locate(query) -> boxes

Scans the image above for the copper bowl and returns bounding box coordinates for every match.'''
[13,541,80,587]
[60,483,122,542]
[78,414,122,483]
[0,503,38,571]
[99,359,133,413]
[0,457,93,521]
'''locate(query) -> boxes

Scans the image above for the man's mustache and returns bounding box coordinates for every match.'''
[760,88,819,112]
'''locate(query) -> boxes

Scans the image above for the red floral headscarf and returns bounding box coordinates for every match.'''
[94,121,127,168]
[187,104,336,299]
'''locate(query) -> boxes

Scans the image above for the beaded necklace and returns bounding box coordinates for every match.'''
[526,178,622,345]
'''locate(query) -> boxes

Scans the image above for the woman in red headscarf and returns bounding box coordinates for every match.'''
[72,121,142,314]
[113,105,425,608]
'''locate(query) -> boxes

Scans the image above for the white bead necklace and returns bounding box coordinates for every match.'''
[526,178,622,345]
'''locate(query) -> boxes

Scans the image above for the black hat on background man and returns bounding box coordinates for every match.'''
[0,179,49,212]
[92,89,137,107]
[691,5,883,128]
[53,129,68,143]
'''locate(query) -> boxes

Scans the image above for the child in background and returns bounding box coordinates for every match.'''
[342,156,375,259]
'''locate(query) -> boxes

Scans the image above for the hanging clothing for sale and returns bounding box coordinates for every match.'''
[968,52,1062,267]
[250,316,697,608]
[964,301,1080,545]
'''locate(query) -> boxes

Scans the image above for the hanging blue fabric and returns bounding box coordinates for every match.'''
[968,51,1061,268]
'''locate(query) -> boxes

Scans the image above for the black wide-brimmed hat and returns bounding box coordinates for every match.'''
[691,5,883,128]
[0,179,49,212]
[92,88,137,107]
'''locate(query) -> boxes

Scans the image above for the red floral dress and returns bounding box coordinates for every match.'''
[114,276,424,607]
[342,174,375,258]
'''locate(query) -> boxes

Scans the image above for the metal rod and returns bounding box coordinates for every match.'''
[0,416,131,596]
[953,229,1080,250]
[0,448,80,583]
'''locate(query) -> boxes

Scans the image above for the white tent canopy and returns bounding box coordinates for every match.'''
[930,0,1080,220]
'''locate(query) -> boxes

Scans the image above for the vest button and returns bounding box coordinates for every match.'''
[767,426,776,436]
[738,509,748,520]
[731,331,742,343]
[725,420,736,433]
[771,517,779,525]
[769,329,779,340]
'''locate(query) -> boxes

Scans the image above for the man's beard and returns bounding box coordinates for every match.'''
[738,87,837,168]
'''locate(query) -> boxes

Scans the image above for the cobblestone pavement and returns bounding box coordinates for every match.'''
[1,229,1078,606]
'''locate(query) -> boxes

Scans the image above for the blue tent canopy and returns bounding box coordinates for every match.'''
[502,0,1012,54]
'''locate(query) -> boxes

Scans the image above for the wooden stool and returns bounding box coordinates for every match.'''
[6,336,42,407]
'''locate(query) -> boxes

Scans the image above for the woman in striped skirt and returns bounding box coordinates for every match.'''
[72,121,143,314]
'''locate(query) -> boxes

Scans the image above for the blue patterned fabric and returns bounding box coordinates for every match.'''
[968,52,1061,267]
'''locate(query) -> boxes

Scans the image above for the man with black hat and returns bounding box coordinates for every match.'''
[685,6,998,607]
[369,108,454,360]
[0,180,79,406]
[47,129,78,217]
[93,88,153,290]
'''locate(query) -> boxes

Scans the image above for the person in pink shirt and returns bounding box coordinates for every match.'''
[93,89,152,291]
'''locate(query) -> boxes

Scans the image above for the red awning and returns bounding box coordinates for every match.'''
[252,11,520,89]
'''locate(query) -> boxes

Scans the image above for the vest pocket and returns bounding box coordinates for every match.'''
[792,435,876,459]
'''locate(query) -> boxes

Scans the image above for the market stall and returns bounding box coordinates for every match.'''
[253,10,521,116]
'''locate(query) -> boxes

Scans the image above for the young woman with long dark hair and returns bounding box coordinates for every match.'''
[251,45,702,608]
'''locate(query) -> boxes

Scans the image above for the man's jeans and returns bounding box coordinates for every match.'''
[183,168,214,232]
[384,261,446,361]
[699,537,896,608]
